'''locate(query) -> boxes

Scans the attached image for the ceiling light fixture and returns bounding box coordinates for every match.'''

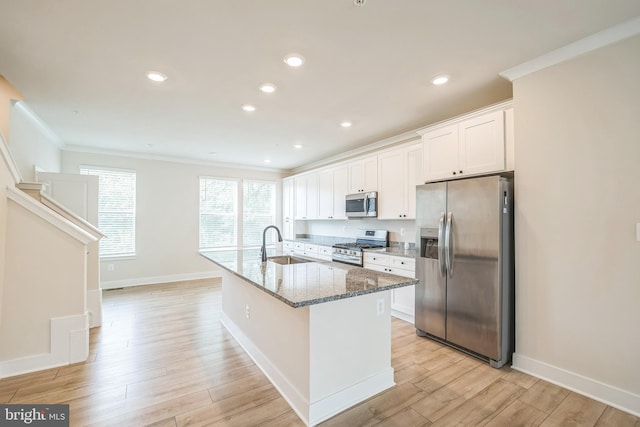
[259,83,277,93]
[284,54,305,67]
[293,144,303,149]
[264,159,272,164]
[431,74,450,85]
[354,0,366,6]
[241,104,256,112]
[340,121,352,128]
[146,71,168,82]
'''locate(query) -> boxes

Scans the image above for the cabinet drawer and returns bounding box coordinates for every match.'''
[305,244,318,253]
[363,252,389,266]
[283,241,294,250]
[293,242,305,250]
[318,246,333,256]
[390,256,415,271]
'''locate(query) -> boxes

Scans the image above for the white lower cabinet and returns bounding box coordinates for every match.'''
[363,252,415,322]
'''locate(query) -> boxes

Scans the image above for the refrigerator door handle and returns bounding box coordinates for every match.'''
[445,212,455,278]
[437,212,446,277]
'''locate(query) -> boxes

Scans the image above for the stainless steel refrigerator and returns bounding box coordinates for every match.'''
[415,174,514,368]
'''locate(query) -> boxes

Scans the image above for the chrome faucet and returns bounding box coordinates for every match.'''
[261,225,283,262]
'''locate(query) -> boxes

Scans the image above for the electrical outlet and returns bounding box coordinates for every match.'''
[376,298,385,315]
[400,228,405,236]
[107,264,114,271]
[245,305,250,319]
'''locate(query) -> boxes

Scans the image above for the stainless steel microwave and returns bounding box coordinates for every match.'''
[345,192,377,218]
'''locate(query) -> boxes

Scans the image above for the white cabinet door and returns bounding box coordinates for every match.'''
[362,156,378,192]
[458,110,505,176]
[422,109,507,182]
[377,143,422,220]
[423,124,459,181]
[405,143,423,220]
[332,165,348,219]
[348,156,378,193]
[282,178,295,239]
[294,175,307,219]
[305,172,319,220]
[317,168,334,219]
[348,160,364,194]
[377,148,405,219]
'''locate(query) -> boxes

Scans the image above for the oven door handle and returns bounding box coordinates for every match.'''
[332,251,360,265]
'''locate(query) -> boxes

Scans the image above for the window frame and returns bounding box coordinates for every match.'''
[80,165,137,260]
[198,176,278,252]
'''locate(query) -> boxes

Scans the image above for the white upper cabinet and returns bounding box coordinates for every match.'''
[459,111,505,176]
[318,168,334,219]
[295,172,318,219]
[295,175,307,219]
[377,142,422,219]
[420,106,509,182]
[282,177,295,239]
[332,165,348,219]
[317,165,348,219]
[348,155,377,193]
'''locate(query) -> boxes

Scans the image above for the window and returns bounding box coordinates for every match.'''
[199,178,238,250]
[80,166,136,258]
[243,180,276,248]
[198,177,276,250]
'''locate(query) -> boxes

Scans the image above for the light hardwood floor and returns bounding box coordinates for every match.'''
[1,279,637,426]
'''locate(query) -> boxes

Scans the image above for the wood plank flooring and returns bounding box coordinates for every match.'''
[0,279,637,426]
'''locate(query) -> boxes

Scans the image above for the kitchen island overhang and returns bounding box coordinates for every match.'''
[200,249,418,426]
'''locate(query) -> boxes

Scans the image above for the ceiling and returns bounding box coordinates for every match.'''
[1,1,639,172]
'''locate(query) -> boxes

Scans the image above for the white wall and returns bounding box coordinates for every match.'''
[62,151,284,287]
[513,34,640,414]
[9,101,61,181]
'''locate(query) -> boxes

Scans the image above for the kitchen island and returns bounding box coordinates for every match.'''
[200,249,418,426]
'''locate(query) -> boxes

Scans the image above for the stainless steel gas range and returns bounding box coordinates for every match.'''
[332,229,388,267]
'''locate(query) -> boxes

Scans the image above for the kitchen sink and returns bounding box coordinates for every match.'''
[266,256,312,265]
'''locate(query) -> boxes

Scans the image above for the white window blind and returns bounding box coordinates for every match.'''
[80,166,136,257]
[243,180,276,248]
[199,178,238,250]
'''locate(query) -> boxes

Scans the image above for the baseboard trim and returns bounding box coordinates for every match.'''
[101,271,221,290]
[221,312,394,426]
[221,313,311,425]
[512,353,640,417]
[87,289,102,328]
[391,309,414,324]
[0,313,89,379]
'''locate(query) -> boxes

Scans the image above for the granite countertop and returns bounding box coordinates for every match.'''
[200,248,418,308]
[372,246,417,259]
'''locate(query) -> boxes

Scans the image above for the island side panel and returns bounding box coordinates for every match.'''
[308,290,395,425]
[219,269,312,422]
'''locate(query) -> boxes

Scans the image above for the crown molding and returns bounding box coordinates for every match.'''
[500,15,640,82]
[61,145,286,175]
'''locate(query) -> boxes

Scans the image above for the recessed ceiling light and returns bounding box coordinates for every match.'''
[431,74,450,85]
[293,144,303,149]
[146,71,168,82]
[340,121,352,128]
[259,83,277,93]
[208,151,217,155]
[264,159,272,164]
[284,54,305,67]
[241,104,256,112]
